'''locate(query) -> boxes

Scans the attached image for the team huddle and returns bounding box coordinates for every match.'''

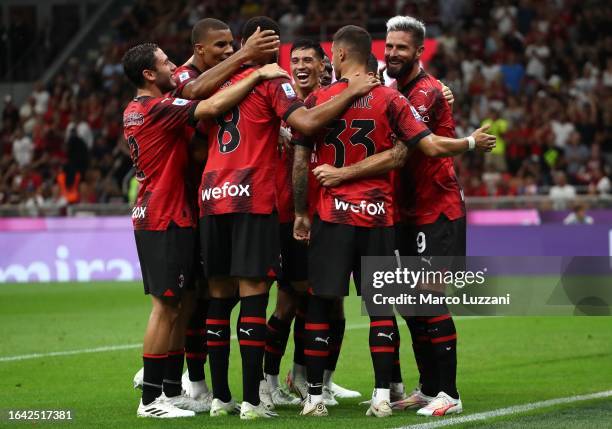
[122,14,495,420]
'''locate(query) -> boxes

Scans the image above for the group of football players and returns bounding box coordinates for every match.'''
[122,13,495,420]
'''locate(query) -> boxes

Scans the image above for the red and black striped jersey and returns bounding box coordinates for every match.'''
[122,95,198,230]
[198,66,304,216]
[394,70,465,225]
[294,80,431,227]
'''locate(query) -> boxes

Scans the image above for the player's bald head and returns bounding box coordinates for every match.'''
[333,25,372,65]
[192,18,230,45]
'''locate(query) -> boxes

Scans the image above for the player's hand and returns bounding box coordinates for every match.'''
[243,26,280,62]
[439,80,454,107]
[256,63,290,81]
[293,214,311,242]
[346,72,380,97]
[471,124,496,152]
[312,163,346,187]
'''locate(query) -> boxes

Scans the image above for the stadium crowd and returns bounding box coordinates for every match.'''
[0,0,610,212]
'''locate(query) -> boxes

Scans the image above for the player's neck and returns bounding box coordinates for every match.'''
[190,54,207,72]
[296,83,319,100]
[397,63,422,89]
[136,85,163,98]
[340,63,368,80]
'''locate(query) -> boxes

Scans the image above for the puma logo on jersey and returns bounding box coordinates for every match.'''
[419,89,429,96]
[201,182,250,201]
[314,337,330,345]
[377,332,394,341]
[207,330,222,337]
[239,328,253,336]
[421,257,433,266]
[131,206,146,219]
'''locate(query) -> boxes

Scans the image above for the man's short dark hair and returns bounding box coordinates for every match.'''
[290,39,325,60]
[192,18,229,46]
[367,53,379,74]
[242,16,280,41]
[333,25,372,64]
[122,43,158,88]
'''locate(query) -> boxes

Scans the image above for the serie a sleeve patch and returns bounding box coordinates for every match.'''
[179,71,191,83]
[281,82,297,99]
[172,98,190,106]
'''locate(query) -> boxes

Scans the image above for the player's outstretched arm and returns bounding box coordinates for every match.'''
[313,126,496,187]
[285,73,380,136]
[292,145,311,241]
[182,27,280,99]
[194,64,289,120]
[418,124,495,157]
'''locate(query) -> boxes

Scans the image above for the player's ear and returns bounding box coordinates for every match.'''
[142,68,156,83]
[194,43,205,56]
[416,44,425,60]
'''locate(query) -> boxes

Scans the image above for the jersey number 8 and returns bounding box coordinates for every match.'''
[216,106,241,153]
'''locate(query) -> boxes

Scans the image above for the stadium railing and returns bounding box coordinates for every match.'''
[1,195,611,217]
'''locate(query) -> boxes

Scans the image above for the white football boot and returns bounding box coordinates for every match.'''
[416,391,463,416]
[240,401,278,420]
[365,389,393,417]
[300,394,329,416]
[259,379,275,410]
[392,387,434,410]
[137,396,195,418]
[330,381,361,398]
[322,385,339,406]
[286,369,308,400]
[209,397,240,416]
[133,367,144,389]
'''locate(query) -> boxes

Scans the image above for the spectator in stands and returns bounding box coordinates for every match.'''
[564,131,590,179]
[279,4,304,41]
[549,171,576,210]
[12,128,34,168]
[563,204,594,225]
[481,107,508,172]
[2,95,19,134]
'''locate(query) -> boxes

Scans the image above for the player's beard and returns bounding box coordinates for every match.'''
[386,56,417,80]
[156,74,176,94]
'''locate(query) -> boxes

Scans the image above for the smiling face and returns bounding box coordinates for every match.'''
[195,28,234,68]
[290,47,324,93]
[384,30,423,79]
[144,48,177,93]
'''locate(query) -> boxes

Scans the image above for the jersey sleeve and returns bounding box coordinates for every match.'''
[289,92,317,149]
[386,92,432,147]
[266,78,305,122]
[149,97,198,130]
[172,68,200,98]
[409,82,456,137]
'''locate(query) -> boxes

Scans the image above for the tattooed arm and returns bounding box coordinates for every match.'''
[292,145,312,241]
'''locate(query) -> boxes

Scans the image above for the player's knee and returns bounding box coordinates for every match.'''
[274,288,297,321]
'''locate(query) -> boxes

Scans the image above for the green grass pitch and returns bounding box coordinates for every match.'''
[1,281,611,428]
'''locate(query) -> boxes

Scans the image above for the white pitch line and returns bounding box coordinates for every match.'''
[396,390,612,429]
[0,316,489,363]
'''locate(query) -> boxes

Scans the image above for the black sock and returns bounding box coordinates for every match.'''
[206,298,235,402]
[391,316,403,384]
[185,299,208,382]
[142,353,166,405]
[326,318,345,372]
[293,297,307,366]
[406,316,437,396]
[304,295,333,395]
[369,317,395,389]
[427,312,458,399]
[264,315,292,376]
[163,349,185,397]
[238,294,269,405]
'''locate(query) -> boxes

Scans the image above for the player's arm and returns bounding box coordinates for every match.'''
[182,27,280,99]
[194,64,289,120]
[439,80,454,109]
[285,73,380,136]
[313,126,496,187]
[292,144,312,241]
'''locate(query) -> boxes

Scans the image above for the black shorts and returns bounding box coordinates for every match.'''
[135,225,195,298]
[278,221,308,285]
[308,216,396,297]
[396,214,466,271]
[200,213,280,279]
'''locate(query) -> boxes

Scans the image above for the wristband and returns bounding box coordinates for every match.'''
[467,136,476,151]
